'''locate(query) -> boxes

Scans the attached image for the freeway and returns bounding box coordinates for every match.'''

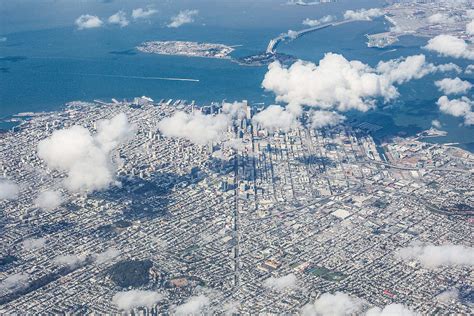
[266,20,356,54]
[365,159,473,174]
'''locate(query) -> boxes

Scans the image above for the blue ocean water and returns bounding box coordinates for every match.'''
[0,0,472,149]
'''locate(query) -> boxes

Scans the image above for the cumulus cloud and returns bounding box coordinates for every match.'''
[223,302,240,315]
[75,14,103,30]
[437,96,474,125]
[425,35,474,60]
[22,237,47,250]
[112,290,163,310]
[302,293,416,316]
[157,102,247,145]
[303,15,335,27]
[168,10,199,28]
[252,105,298,132]
[37,113,133,193]
[222,101,247,119]
[431,119,442,129]
[94,248,120,264]
[467,20,474,35]
[427,13,457,25]
[310,110,346,129]
[301,292,365,316]
[435,77,472,94]
[263,273,297,291]
[286,30,299,39]
[108,11,129,27]
[262,54,454,114]
[366,304,417,316]
[436,63,462,73]
[158,111,230,145]
[132,8,158,20]
[468,10,474,19]
[34,190,63,210]
[175,294,210,315]
[0,179,19,200]
[53,254,87,268]
[436,289,459,303]
[465,64,474,74]
[376,54,452,84]
[223,138,246,151]
[343,8,384,21]
[0,273,29,291]
[396,243,474,268]
[96,113,134,151]
[38,126,105,190]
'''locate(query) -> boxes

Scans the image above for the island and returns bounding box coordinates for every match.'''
[136,41,235,59]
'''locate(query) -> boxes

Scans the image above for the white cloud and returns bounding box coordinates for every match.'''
[34,190,63,210]
[436,0,470,7]
[435,77,472,95]
[132,8,158,20]
[436,288,459,303]
[0,273,29,291]
[287,30,299,39]
[436,63,462,73]
[343,8,384,21]
[376,54,450,84]
[38,126,113,192]
[310,110,346,129]
[262,54,453,114]
[75,14,103,30]
[53,254,87,268]
[465,64,474,74]
[221,101,247,119]
[265,56,374,111]
[108,11,129,27]
[157,102,247,145]
[263,273,297,291]
[175,294,210,315]
[223,138,246,151]
[437,96,474,125]
[467,20,474,35]
[427,13,457,25]
[302,293,417,316]
[301,292,365,316]
[303,15,335,27]
[320,15,335,24]
[0,179,19,200]
[168,10,199,28]
[396,243,474,268]
[223,302,240,315]
[468,10,474,20]
[112,290,163,311]
[252,105,298,132]
[425,35,474,60]
[37,113,133,193]
[431,119,442,129]
[22,237,47,250]
[95,113,134,152]
[94,248,120,264]
[158,111,230,145]
[366,304,417,316]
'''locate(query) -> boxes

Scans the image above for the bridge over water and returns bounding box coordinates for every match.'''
[266,20,355,54]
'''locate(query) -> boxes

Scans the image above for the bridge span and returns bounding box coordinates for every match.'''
[266,20,355,54]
